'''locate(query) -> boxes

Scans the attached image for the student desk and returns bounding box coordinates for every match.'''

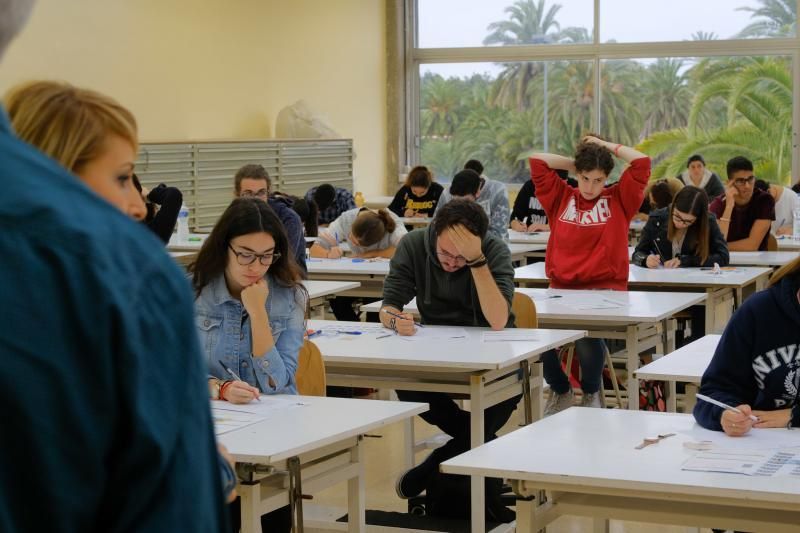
[309,319,585,531]
[169,250,196,267]
[442,408,800,533]
[166,232,207,251]
[508,243,547,263]
[217,395,426,533]
[508,229,550,245]
[636,334,721,412]
[729,250,799,267]
[306,258,390,298]
[399,216,432,228]
[514,262,772,334]
[363,195,394,209]
[303,280,361,316]
[776,236,800,251]
[362,288,706,410]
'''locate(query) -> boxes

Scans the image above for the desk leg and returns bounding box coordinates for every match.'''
[516,497,535,533]
[239,480,261,533]
[685,383,699,412]
[347,438,365,533]
[592,517,610,533]
[662,318,675,354]
[531,361,543,422]
[469,375,486,533]
[705,290,716,335]
[626,325,640,410]
[288,456,305,533]
[521,360,533,425]
[403,417,415,470]
[667,380,677,413]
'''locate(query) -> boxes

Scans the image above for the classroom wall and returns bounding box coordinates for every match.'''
[0,0,387,196]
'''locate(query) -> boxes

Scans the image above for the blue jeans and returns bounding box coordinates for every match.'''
[542,337,606,395]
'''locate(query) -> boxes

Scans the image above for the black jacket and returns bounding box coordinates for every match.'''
[632,208,729,267]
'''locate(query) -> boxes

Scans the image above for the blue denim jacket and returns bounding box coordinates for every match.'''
[195,274,306,394]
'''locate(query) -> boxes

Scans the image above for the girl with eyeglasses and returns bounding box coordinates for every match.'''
[633,186,729,269]
[191,197,307,403]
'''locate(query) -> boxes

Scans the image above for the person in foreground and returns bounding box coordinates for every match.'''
[530,135,650,414]
[694,255,800,436]
[380,199,517,521]
[191,197,307,532]
[0,3,227,529]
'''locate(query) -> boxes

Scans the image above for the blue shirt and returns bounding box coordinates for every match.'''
[305,186,356,225]
[195,274,306,394]
[268,195,307,274]
[0,107,227,532]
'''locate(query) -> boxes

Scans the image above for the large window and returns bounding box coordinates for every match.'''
[406,0,800,186]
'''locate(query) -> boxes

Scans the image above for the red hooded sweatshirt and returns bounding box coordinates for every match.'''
[529,157,651,290]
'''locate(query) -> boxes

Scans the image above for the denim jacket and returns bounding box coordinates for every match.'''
[195,274,306,394]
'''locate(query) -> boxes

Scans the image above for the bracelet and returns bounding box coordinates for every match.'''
[613,144,622,156]
[389,317,397,331]
[466,253,487,267]
[219,380,233,401]
[719,217,731,222]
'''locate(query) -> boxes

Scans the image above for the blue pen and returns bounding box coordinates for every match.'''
[337,330,362,335]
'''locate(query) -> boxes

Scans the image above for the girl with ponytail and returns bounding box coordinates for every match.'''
[310,207,407,259]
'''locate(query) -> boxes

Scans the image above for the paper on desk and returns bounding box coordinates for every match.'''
[318,323,389,337]
[399,327,468,342]
[482,330,538,342]
[682,448,800,477]
[211,396,308,435]
[536,293,626,310]
[681,424,800,451]
[211,409,266,435]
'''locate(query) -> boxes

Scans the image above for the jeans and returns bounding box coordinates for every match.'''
[541,337,606,395]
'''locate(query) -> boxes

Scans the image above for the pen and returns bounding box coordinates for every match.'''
[219,361,261,402]
[376,333,393,339]
[307,329,322,338]
[336,330,362,335]
[696,393,758,422]
[188,236,202,242]
[381,308,424,328]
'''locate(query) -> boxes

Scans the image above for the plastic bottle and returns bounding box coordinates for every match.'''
[177,203,190,242]
[354,191,365,207]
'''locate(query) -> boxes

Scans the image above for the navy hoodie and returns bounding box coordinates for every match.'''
[694,273,800,430]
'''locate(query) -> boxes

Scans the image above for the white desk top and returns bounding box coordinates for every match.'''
[508,243,547,255]
[307,258,391,276]
[776,236,800,251]
[363,195,394,209]
[362,288,705,324]
[303,280,361,300]
[441,408,800,504]
[309,319,585,371]
[169,251,196,259]
[216,395,426,464]
[399,216,432,226]
[167,232,207,251]
[635,334,721,382]
[514,262,772,288]
[507,230,550,244]
[729,251,800,267]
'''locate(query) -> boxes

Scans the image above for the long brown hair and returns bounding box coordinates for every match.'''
[405,165,433,189]
[190,198,305,299]
[351,208,396,247]
[668,186,710,264]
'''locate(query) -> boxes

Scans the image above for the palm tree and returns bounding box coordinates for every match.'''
[638,59,691,141]
[420,74,464,138]
[690,31,718,41]
[736,0,796,38]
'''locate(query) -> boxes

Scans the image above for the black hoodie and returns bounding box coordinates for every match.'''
[382,226,515,327]
[632,208,729,268]
[694,273,800,430]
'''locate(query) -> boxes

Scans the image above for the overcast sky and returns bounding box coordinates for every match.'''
[419,0,766,77]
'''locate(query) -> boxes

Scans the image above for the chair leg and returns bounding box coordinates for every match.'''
[605,345,623,408]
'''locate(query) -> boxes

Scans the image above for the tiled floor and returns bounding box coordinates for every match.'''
[305,401,707,533]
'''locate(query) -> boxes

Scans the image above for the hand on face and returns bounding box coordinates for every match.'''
[720,404,756,436]
[449,224,482,262]
[725,181,739,204]
[241,278,268,316]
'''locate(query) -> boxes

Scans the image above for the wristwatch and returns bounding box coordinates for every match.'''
[210,378,222,400]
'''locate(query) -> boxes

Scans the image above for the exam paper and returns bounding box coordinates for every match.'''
[398,327,468,342]
[211,396,308,434]
[212,409,266,435]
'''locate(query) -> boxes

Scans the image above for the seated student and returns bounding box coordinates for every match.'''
[436,168,509,240]
[380,199,517,521]
[272,191,320,238]
[756,179,799,236]
[4,78,230,529]
[233,164,306,273]
[388,165,444,218]
[131,174,183,243]
[710,156,775,251]
[530,135,650,414]
[510,169,576,232]
[676,154,725,200]
[694,255,800,439]
[310,207,406,321]
[633,186,729,269]
[634,177,682,221]
[435,159,510,240]
[191,197,307,533]
[305,183,356,225]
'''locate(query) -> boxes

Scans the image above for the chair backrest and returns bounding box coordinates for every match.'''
[295,339,326,396]
[512,292,538,328]
[767,232,778,251]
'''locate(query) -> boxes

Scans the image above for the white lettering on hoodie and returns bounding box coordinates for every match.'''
[558,197,611,227]
[752,343,800,406]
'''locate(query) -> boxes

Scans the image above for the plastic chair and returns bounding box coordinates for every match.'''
[295,339,326,396]
[511,292,538,328]
[767,233,778,251]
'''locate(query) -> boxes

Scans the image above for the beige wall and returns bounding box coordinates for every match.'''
[0,0,386,195]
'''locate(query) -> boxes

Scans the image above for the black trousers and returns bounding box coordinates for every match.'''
[228,500,291,533]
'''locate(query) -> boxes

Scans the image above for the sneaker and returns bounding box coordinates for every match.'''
[543,389,574,417]
[580,391,605,408]
[395,465,428,499]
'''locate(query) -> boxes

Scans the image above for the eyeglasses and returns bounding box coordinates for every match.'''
[240,189,269,199]
[732,176,755,186]
[228,244,281,266]
[436,248,466,264]
[672,212,697,226]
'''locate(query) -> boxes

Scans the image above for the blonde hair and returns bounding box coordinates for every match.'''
[5,80,138,173]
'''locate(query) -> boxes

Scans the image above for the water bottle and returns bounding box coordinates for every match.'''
[177,203,190,243]
[793,207,800,241]
[354,191,365,207]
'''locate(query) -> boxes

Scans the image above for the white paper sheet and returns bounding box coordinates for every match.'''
[212,409,266,435]
[398,327,469,342]
[682,448,800,477]
[681,424,800,451]
[481,331,539,342]
[211,396,308,435]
